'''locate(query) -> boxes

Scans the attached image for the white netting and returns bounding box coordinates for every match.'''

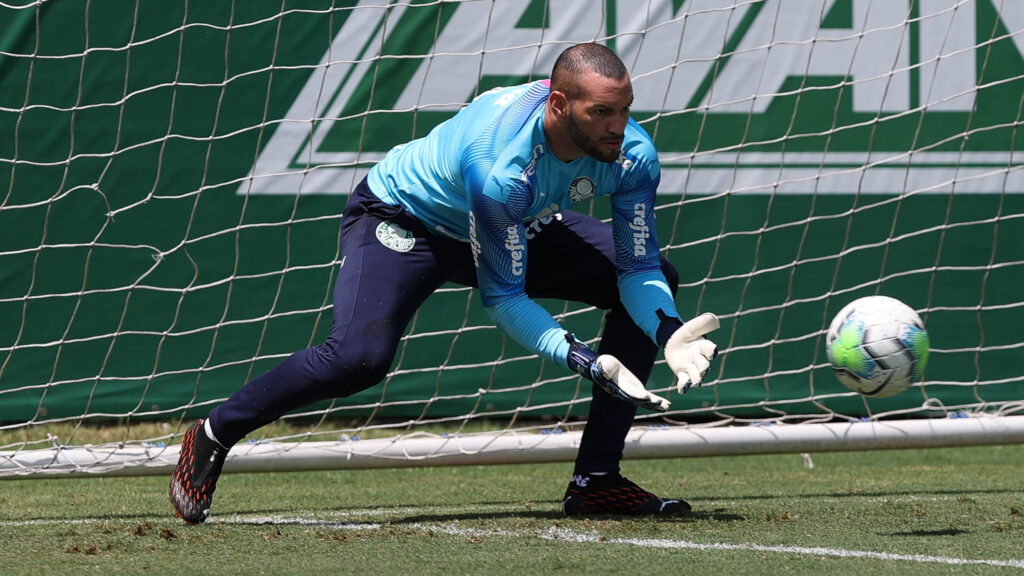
[1,0,1023,477]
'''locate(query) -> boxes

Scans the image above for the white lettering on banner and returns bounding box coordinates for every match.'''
[631,203,649,257]
[393,0,604,111]
[505,226,526,276]
[399,0,975,114]
[239,0,1024,196]
[701,1,906,113]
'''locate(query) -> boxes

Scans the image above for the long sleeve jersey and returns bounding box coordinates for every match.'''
[366,80,680,368]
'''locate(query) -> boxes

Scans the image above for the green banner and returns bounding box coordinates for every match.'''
[1,1,1021,423]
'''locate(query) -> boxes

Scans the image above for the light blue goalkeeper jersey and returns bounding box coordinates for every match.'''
[367,80,680,367]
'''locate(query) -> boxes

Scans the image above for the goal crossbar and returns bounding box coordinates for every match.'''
[3,415,1023,479]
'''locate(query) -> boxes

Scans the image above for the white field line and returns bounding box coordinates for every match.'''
[539,526,1024,570]
[3,504,1022,570]
[233,514,1024,569]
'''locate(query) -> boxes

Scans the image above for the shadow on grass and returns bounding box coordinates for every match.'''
[5,486,1007,526]
[388,506,745,524]
[214,502,746,525]
[888,528,970,537]
[693,486,1020,503]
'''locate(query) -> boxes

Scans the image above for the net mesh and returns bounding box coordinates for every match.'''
[1,0,1023,475]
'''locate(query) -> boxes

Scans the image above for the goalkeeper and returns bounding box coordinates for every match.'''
[170,43,720,524]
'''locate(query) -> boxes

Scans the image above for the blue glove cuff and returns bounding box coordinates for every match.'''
[565,334,604,384]
[656,309,685,348]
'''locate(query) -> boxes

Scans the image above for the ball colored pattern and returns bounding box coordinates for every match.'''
[829,319,874,378]
[902,325,930,381]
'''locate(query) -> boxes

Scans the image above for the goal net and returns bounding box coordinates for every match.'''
[2,0,1024,478]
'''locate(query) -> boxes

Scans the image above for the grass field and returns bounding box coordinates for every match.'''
[1,444,1022,575]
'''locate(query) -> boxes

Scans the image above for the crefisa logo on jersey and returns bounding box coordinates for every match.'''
[468,211,482,267]
[631,203,649,257]
[524,211,562,240]
[568,177,595,202]
[376,220,415,252]
[504,225,525,275]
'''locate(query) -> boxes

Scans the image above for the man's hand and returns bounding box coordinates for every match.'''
[665,313,720,394]
[593,354,670,412]
[566,335,670,412]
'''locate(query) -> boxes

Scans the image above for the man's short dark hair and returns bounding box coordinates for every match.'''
[551,43,628,99]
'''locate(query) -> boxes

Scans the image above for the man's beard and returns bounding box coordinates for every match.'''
[567,110,620,163]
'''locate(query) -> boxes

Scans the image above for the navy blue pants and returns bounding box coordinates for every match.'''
[208,179,678,475]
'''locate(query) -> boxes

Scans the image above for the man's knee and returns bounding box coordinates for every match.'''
[307,340,394,395]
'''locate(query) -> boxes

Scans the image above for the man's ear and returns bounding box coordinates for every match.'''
[548,90,569,118]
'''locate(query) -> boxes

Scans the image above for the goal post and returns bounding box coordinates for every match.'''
[5,415,1024,478]
[2,0,1024,479]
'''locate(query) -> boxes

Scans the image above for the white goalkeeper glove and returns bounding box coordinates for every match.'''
[664,312,721,394]
[565,335,670,412]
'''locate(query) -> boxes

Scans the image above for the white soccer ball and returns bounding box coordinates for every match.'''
[825,295,930,398]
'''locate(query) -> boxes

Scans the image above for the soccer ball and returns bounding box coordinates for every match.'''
[825,295,930,398]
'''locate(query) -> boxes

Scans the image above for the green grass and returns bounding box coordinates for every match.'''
[1,445,1022,575]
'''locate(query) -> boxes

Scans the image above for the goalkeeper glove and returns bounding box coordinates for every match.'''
[565,334,670,412]
[664,312,721,394]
